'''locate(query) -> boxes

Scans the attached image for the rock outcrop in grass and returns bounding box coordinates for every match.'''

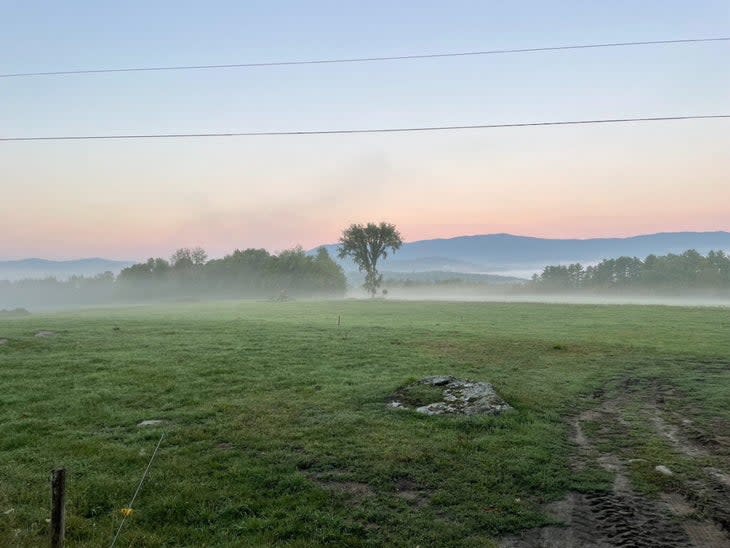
[390,376,513,416]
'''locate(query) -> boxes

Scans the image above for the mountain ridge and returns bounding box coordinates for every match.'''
[0,258,135,281]
[315,231,730,274]
[3,231,729,281]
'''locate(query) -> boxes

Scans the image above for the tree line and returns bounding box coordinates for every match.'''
[0,246,346,307]
[0,221,404,308]
[117,246,346,299]
[530,249,730,291]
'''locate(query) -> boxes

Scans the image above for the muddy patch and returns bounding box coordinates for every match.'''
[661,492,696,517]
[680,477,730,535]
[706,468,730,489]
[646,374,728,456]
[644,399,730,534]
[682,519,730,548]
[648,404,711,459]
[500,493,581,547]
[502,385,730,547]
[394,478,431,508]
[652,414,707,457]
[389,376,512,416]
[304,468,430,509]
[321,480,374,498]
[306,470,375,501]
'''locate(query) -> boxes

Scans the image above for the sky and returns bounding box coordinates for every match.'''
[1,0,729,260]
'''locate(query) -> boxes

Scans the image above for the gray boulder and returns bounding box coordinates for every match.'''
[391,376,513,416]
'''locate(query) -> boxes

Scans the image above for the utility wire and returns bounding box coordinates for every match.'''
[1,115,728,142]
[1,37,728,79]
[110,433,165,548]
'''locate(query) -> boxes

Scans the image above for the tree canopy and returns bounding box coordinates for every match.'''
[338,222,402,296]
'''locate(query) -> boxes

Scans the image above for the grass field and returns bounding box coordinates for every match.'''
[1,300,729,546]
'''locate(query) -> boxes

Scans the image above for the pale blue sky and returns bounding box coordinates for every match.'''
[1,1,729,259]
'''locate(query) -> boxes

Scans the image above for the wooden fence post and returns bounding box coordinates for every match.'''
[50,468,66,548]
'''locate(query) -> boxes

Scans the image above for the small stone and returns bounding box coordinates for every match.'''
[655,465,674,476]
[137,419,165,428]
[389,401,405,409]
[0,339,7,346]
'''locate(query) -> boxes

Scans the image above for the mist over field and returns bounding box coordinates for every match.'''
[373,288,730,308]
[3,249,730,313]
[5,288,730,314]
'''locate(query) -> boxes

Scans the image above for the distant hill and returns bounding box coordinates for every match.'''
[316,231,730,275]
[5,231,730,282]
[0,258,134,281]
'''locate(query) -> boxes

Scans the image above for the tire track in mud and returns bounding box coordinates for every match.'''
[502,389,730,548]
[645,391,730,537]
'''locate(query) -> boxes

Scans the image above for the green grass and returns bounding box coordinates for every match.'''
[0,300,728,546]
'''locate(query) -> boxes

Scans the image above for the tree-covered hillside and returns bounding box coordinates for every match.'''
[531,250,730,291]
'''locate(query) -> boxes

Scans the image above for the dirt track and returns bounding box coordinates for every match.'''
[502,381,730,548]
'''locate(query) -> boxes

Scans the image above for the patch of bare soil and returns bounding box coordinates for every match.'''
[650,413,708,458]
[706,469,730,489]
[644,389,730,535]
[34,331,56,338]
[305,470,375,502]
[0,339,7,345]
[502,382,730,547]
[680,477,730,538]
[303,467,431,511]
[322,480,375,498]
[646,382,726,457]
[394,478,431,508]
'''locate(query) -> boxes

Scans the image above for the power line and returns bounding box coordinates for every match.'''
[1,115,728,142]
[1,37,728,79]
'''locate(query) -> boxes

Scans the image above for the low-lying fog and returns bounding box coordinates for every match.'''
[363,289,730,307]
[4,289,729,315]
